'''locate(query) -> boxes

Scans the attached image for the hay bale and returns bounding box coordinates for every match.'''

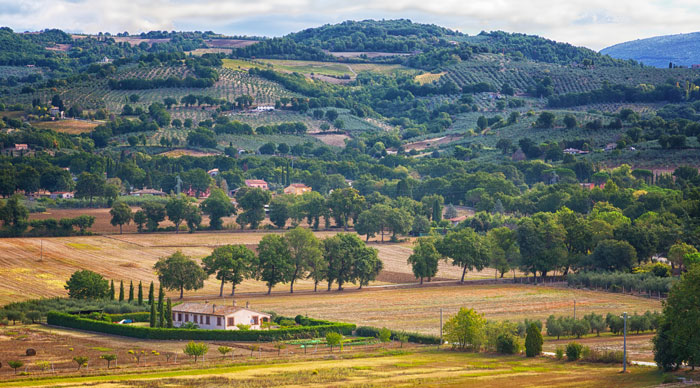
[25,348,36,356]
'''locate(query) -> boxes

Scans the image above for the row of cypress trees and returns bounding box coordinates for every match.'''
[107,280,172,328]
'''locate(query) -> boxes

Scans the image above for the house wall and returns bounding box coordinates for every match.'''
[172,308,270,330]
[172,311,226,330]
[227,309,270,330]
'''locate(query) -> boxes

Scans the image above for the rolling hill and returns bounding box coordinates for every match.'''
[601,31,700,68]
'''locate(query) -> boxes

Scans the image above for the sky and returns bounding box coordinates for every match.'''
[1,0,699,50]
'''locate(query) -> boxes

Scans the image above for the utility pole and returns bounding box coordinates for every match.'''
[439,308,443,349]
[622,312,628,373]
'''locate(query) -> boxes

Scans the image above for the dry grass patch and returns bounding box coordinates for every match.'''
[32,119,100,134]
[415,72,446,85]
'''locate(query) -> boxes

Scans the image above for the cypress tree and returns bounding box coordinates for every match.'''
[110,280,115,300]
[166,298,173,328]
[432,199,442,222]
[149,301,156,327]
[525,323,543,357]
[118,280,124,302]
[148,281,154,305]
[128,281,134,302]
[137,281,143,305]
[157,284,164,315]
[159,298,165,328]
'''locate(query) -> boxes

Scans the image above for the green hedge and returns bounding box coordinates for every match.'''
[47,312,355,341]
[355,326,440,345]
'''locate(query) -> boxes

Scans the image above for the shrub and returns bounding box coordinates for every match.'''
[583,349,624,364]
[378,327,392,343]
[326,332,343,352]
[566,342,584,361]
[100,354,117,369]
[73,356,88,370]
[8,360,24,374]
[496,333,520,354]
[555,346,564,360]
[217,346,232,358]
[525,323,543,357]
[183,341,208,362]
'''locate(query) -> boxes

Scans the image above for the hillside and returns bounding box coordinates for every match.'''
[464,31,632,67]
[287,18,462,52]
[601,31,700,68]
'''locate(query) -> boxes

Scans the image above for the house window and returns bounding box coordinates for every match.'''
[172,313,176,321]
[206,316,210,325]
[178,313,182,321]
[194,315,199,323]
[228,317,234,326]
[185,314,189,322]
[217,317,222,326]
[252,316,259,325]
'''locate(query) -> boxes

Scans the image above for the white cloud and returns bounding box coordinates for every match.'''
[0,0,698,49]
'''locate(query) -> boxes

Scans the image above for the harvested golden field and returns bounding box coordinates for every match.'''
[32,119,100,134]
[157,149,221,158]
[309,132,350,147]
[415,71,446,85]
[544,333,656,362]
[403,134,463,152]
[0,231,344,305]
[0,345,671,388]
[206,284,662,336]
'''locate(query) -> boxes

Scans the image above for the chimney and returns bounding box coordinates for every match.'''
[212,304,216,313]
[233,299,237,307]
[246,301,249,309]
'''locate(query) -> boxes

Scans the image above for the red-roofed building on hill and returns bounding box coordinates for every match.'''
[244,179,269,190]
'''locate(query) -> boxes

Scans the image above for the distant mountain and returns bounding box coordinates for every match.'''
[600,32,700,68]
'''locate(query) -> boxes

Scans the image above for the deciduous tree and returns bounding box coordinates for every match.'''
[202,244,255,297]
[256,234,292,294]
[438,228,489,283]
[407,237,440,284]
[153,251,207,299]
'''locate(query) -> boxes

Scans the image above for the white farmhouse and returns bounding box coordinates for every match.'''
[171,302,271,330]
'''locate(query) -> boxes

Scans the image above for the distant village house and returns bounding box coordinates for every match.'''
[131,188,167,197]
[283,183,312,195]
[244,179,269,190]
[50,191,75,199]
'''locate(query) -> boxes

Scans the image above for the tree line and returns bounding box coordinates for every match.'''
[153,228,381,298]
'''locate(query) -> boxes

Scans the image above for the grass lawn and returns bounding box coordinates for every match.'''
[0,349,671,387]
